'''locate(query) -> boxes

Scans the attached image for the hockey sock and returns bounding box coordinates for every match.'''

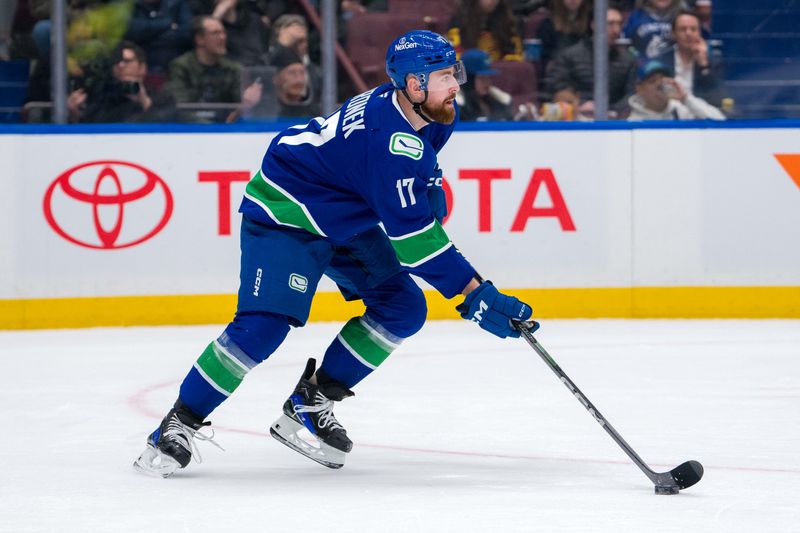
[319,314,404,389]
[179,312,290,418]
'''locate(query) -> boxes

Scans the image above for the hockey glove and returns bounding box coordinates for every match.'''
[456,281,533,339]
[427,164,447,223]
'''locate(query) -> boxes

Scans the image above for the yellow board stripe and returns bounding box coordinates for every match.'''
[1,286,799,329]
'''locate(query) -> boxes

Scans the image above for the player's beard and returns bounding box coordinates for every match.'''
[422,96,456,124]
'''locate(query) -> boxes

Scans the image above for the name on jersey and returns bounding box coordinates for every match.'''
[342,87,376,139]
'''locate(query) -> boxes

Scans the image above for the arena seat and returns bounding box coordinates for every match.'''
[346,13,440,87]
[491,60,538,110]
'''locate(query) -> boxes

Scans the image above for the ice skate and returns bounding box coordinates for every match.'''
[270,358,354,469]
[133,400,222,478]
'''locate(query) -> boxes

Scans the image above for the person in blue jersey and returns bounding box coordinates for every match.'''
[622,0,682,60]
[133,30,535,477]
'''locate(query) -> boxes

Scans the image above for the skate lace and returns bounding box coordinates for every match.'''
[165,417,225,464]
[293,392,343,431]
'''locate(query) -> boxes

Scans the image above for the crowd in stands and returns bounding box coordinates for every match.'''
[0,0,729,124]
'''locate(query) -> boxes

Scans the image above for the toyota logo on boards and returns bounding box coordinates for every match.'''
[43,160,173,249]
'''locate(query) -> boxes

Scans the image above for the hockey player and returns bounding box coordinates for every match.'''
[134,29,535,476]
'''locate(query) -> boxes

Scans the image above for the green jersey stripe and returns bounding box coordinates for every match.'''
[244,171,327,237]
[338,317,395,368]
[388,220,452,268]
[359,317,400,350]
[213,339,250,373]
[192,362,231,397]
[195,342,248,395]
[389,219,437,240]
[337,333,377,370]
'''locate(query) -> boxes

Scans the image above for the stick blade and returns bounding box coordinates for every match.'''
[670,460,704,490]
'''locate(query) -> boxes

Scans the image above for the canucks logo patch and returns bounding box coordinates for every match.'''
[389,133,424,160]
[289,273,308,293]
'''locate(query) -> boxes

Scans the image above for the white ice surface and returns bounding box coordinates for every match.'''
[1,319,799,532]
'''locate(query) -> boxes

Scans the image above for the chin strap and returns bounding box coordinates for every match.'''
[401,88,433,124]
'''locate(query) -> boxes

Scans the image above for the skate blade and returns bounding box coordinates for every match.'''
[270,414,346,469]
[132,445,182,478]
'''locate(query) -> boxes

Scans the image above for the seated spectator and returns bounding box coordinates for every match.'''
[66,41,175,122]
[544,7,636,116]
[539,81,591,121]
[270,14,323,102]
[692,0,712,37]
[125,0,192,77]
[447,0,524,61]
[62,0,133,98]
[627,59,724,120]
[537,0,591,72]
[29,0,128,67]
[167,16,261,122]
[622,0,682,59]
[456,48,513,122]
[654,9,724,107]
[270,14,311,66]
[269,44,320,119]
[188,0,270,66]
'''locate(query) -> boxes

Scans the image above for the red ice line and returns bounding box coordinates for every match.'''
[127,380,800,476]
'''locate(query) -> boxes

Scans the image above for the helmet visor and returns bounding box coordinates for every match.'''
[425,61,467,91]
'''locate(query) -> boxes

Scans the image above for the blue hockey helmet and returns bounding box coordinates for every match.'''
[385,30,466,90]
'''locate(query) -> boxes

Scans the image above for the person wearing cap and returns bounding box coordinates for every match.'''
[456,48,513,121]
[270,44,321,119]
[627,59,724,120]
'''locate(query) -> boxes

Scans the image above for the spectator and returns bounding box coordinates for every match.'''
[654,9,724,107]
[270,13,323,100]
[125,0,192,77]
[28,0,130,65]
[539,81,592,121]
[456,48,513,121]
[622,0,682,59]
[537,0,591,71]
[270,14,311,66]
[270,44,320,119]
[167,16,261,122]
[23,0,123,107]
[692,0,712,37]
[447,0,524,61]
[189,0,270,66]
[544,7,636,117]
[627,59,724,120]
[67,40,174,122]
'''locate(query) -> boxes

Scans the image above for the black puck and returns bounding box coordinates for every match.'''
[655,485,680,495]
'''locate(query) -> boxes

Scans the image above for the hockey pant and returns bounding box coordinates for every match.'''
[177,218,427,419]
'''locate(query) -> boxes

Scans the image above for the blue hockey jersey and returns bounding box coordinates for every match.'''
[239,83,476,298]
[622,9,674,59]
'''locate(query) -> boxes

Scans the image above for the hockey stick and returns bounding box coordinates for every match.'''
[514,320,704,494]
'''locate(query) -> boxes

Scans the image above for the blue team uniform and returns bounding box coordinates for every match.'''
[239,83,475,306]
[135,30,534,477]
[179,84,477,417]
